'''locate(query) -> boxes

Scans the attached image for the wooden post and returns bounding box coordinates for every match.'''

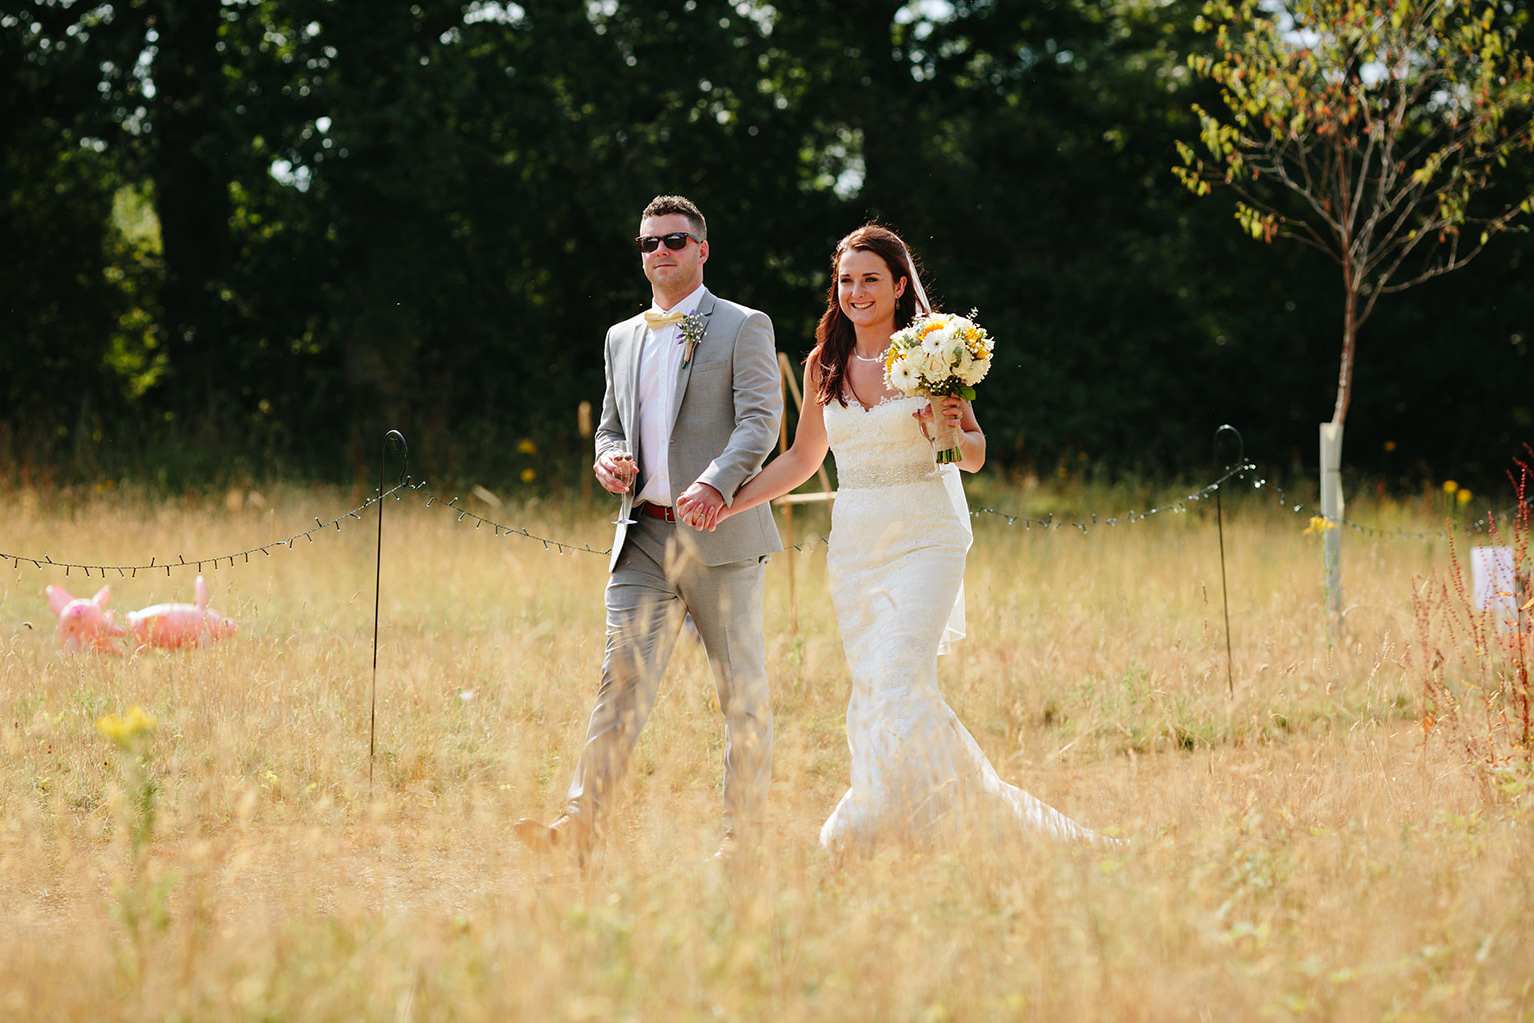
[577,400,593,509]
[772,352,837,634]
[778,373,797,632]
[778,352,834,496]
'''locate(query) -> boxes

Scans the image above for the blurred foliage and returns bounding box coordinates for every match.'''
[1,0,1530,491]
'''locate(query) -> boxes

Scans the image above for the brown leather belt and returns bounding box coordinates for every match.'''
[636,502,678,522]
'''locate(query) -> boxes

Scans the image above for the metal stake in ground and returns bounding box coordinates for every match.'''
[1213,425,1243,698]
[372,430,409,797]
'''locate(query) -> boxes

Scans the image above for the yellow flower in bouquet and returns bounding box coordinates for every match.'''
[884,310,994,462]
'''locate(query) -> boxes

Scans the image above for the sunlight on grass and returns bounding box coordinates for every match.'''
[1,482,1530,1020]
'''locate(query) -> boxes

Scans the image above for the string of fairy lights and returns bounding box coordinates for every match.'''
[4,459,1527,579]
[969,461,1528,542]
[0,481,417,578]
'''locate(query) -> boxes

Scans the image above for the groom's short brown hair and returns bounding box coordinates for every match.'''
[642,194,707,240]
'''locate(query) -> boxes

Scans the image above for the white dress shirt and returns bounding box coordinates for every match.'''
[634,285,705,507]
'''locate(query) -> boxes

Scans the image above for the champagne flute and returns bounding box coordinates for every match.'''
[610,442,639,525]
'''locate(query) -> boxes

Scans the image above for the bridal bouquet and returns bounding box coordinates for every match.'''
[884,310,994,463]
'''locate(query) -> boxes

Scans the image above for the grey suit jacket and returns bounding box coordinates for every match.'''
[596,288,784,570]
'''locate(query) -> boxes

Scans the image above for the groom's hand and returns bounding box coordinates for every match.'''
[675,482,725,532]
[595,452,635,494]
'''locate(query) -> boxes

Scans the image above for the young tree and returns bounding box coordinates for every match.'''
[1175,0,1534,623]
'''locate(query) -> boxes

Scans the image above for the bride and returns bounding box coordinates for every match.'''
[678,224,1114,853]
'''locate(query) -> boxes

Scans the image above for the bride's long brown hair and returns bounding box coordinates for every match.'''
[810,225,926,407]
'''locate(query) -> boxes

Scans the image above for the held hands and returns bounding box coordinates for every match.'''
[675,481,726,532]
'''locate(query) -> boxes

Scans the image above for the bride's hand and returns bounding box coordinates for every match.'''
[676,482,726,532]
[704,505,733,532]
[913,396,963,437]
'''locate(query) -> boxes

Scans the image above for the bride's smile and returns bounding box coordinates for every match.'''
[837,248,906,339]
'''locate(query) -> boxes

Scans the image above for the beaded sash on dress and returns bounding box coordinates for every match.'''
[837,463,936,490]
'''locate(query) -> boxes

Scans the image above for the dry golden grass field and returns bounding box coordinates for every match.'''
[1,476,1530,1022]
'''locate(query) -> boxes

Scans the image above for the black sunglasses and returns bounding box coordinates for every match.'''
[635,231,703,253]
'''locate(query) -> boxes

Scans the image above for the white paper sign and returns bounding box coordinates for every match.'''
[1471,546,1518,631]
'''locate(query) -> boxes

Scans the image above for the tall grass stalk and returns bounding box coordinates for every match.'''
[1414,451,1534,797]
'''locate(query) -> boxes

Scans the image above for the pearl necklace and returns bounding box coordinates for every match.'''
[851,347,887,364]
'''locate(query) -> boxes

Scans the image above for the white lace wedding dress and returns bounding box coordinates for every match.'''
[819,393,1110,853]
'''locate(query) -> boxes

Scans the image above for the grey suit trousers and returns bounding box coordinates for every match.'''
[565,514,772,832]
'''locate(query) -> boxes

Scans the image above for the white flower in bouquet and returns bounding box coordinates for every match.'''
[920,347,951,381]
[882,310,995,463]
[953,344,977,383]
[920,325,954,354]
[887,358,918,394]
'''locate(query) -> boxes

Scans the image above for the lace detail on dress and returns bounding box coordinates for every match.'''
[844,391,905,411]
[826,394,934,489]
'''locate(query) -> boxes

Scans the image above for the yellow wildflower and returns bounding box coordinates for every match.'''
[1303,516,1337,536]
[520,468,536,483]
[1442,480,1459,494]
[517,438,537,455]
[97,705,158,750]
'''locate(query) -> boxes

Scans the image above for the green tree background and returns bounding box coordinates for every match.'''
[3,0,1530,492]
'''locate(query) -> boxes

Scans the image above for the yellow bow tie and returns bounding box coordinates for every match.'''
[644,309,686,330]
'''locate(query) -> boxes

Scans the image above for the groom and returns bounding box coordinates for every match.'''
[515,194,783,861]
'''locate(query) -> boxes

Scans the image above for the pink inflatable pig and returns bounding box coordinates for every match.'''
[44,584,127,653]
[45,576,236,653]
[125,576,237,649]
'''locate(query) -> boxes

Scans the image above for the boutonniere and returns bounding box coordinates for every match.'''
[678,312,707,369]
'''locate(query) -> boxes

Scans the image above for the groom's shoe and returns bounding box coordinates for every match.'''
[711,832,769,880]
[712,829,763,867]
[514,813,593,863]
